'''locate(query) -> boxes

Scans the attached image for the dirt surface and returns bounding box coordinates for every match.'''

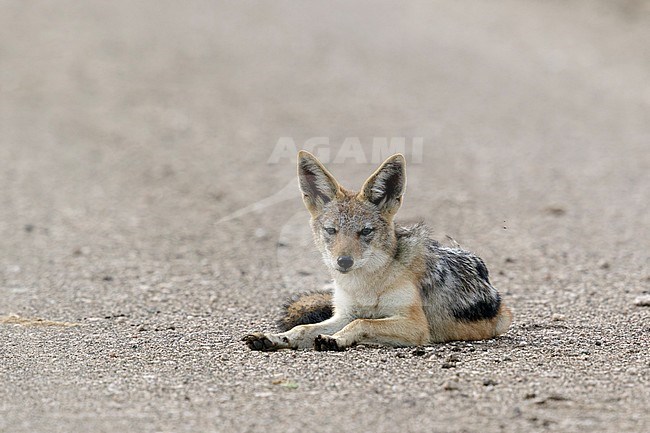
[1,1,649,432]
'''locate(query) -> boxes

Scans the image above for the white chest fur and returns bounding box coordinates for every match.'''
[332,272,418,319]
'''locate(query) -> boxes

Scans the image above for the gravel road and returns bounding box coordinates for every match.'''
[1,1,649,432]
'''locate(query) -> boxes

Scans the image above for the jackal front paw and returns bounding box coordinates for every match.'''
[314,334,344,351]
[242,332,281,351]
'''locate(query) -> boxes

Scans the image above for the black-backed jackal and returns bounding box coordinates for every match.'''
[243,152,512,351]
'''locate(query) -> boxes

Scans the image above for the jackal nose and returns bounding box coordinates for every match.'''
[337,255,354,270]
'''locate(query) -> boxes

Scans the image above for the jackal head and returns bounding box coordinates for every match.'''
[297,151,406,275]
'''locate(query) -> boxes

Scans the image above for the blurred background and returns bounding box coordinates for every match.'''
[2,0,648,306]
[1,1,649,432]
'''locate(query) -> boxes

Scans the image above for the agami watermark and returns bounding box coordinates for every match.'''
[268,137,424,164]
[218,136,425,223]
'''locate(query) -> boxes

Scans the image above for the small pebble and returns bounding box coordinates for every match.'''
[442,381,459,390]
[546,206,566,216]
[411,348,427,357]
[73,246,91,256]
[446,354,461,362]
[633,295,650,307]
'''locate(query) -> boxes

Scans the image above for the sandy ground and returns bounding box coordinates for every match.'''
[1,1,649,432]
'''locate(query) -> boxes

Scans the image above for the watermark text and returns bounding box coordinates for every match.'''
[268,137,424,164]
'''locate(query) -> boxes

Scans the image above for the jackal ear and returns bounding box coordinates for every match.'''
[359,154,406,216]
[297,151,342,215]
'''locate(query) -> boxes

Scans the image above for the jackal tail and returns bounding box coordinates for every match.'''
[277,290,334,332]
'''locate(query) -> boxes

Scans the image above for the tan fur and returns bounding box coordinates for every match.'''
[331,231,363,261]
[285,292,331,319]
[430,304,513,342]
[331,275,431,347]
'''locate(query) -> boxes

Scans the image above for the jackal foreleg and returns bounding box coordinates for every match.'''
[314,308,430,351]
[243,314,350,351]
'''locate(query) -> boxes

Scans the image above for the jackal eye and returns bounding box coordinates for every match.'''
[324,227,337,235]
[360,227,374,236]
